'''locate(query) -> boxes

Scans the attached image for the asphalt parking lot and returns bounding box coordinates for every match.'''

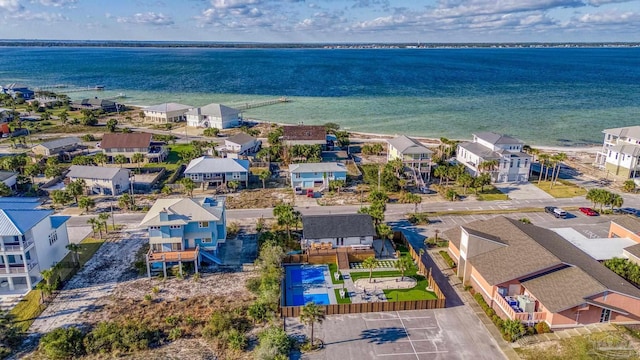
[287,308,504,360]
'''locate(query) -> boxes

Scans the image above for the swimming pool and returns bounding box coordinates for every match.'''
[285,264,334,306]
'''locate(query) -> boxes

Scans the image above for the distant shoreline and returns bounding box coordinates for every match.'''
[1,40,640,49]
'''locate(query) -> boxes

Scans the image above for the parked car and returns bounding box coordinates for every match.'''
[544,206,557,215]
[294,186,303,195]
[579,207,598,216]
[553,208,567,219]
[620,208,637,215]
[306,189,314,198]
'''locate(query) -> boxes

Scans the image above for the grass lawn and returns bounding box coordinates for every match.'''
[334,288,351,304]
[350,269,418,282]
[9,237,105,332]
[384,275,437,302]
[515,331,638,360]
[328,263,344,285]
[166,144,196,164]
[476,186,509,201]
[533,180,587,198]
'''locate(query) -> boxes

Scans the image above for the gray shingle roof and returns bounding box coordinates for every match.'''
[0,171,17,181]
[67,165,129,180]
[473,132,524,145]
[289,162,346,174]
[140,197,224,227]
[603,126,640,141]
[612,217,640,235]
[457,142,502,160]
[226,133,256,146]
[302,214,376,239]
[184,157,249,174]
[35,137,80,150]
[187,103,239,117]
[387,135,433,155]
[144,103,192,113]
[611,143,640,157]
[521,267,607,313]
[624,243,640,259]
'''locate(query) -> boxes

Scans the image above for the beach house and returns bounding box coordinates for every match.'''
[595,126,640,180]
[186,103,241,129]
[184,157,250,188]
[301,214,376,249]
[0,199,70,296]
[456,132,531,183]
[101,132,167,163]
[2,83,34,100]
[140,197,227,277]
[288,162,347,191]
[31,137,81,157]
[387,135,433,186]
[71,98,119,113]
[67,165,132,195]
[0,171,18,190]
[222,133,260,156]
[143,103,192,123]
[446,216,640,329]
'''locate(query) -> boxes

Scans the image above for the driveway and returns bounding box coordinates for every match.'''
[287,308,505,360]
[493,182,553,200]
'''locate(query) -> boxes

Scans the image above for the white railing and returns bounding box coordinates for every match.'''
[1,261,38,274]
[0,238,34,253]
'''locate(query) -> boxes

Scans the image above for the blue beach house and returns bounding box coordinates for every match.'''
[140,197,227,277]
[289,162,347,191]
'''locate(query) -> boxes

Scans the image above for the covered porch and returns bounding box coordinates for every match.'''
[146,246,199,278]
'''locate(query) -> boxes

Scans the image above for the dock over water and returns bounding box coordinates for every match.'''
[237,97,290,110]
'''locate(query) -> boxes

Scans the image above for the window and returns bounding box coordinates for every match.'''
[199,221,209,228]
[510,160,514,168]
[517,159,521,168]
[202,237,212,243]
[170,225,181,229]
[600,308,611,323]
[48,231,58,246]
[149,226,160,230]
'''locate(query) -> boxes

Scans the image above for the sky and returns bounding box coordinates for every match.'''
[0,0,639,42]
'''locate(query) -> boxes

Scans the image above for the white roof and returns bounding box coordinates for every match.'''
[67,165,130,180]
[289,162,346,173]
[139,197,224,227]
[184,157,249,174]
[603,126,640,140]
[552,227,637,261]
[144,103,192,113]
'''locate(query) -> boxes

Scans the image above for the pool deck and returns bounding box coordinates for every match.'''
[284,264,337,306]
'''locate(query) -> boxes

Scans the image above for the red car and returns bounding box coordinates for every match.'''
[306,189,314,198]
[579,207,598,216]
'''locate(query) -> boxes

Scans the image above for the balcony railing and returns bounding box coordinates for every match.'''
[0,238,34,252]
[147,246,199,263]
[1,261,38,274]
[493,294,546,323]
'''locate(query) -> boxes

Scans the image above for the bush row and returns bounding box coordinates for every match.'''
[439,250,456,268]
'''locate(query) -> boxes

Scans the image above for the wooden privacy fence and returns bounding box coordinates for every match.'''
[281,298,446,318]
[279,231,447,317]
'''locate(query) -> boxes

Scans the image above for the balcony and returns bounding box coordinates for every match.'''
[0,238,34,253]
[493,294,546,323]
[147,247,199,263]
[1,261,38,274]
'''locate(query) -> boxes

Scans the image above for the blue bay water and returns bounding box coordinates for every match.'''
[0,47,639,146]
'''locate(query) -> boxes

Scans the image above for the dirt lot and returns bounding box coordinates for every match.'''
[225,188,292,209]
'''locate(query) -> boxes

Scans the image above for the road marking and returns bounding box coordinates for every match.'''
[377,351,449,357]
[396,311,420,360]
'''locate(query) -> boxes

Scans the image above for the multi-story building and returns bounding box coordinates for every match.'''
[67,165,132,195]
[101,132,167,163]
[289,162,347,191]
[186,103,241,129]
[143,103,192,123]
[595,126,640,179]
[301,214,376,249]
[0,199,70,296]
[184,157,250,188]
[456,132,531,183]
[387,135,433,187]
[140,197,227,277]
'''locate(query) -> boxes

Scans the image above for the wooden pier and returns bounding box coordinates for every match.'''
[237,97,290,110]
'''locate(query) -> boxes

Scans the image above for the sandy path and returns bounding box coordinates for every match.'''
[28,229,146,334]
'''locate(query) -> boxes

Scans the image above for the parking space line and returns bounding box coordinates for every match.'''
[396,311,419,360]
[377,351,449,356]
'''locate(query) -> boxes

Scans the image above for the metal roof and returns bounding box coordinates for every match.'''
[387,135,433,155]
[139,197,225,227]
[0,209,53,236]
[184,157,249,174]
[457,142,502,160]
[34,137,80,150]
[610,143,640,157]
[67,165,130,180]
[0,171,17,182]
[225,133,256,146]
[144,103,192,113]
[552,227,637,261]
[289,162,346,173]
[473,132,524,145]
[187,103,239,117]
[603,126,640,141]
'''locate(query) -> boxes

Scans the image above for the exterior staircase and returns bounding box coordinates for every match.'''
[336,252,350,270]
[200,250,223,265]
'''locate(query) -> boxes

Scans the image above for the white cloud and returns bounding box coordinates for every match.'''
[10,10,67,21]
[116,12,174,26]
[577,10,640,24]
[0,0,22,12]
[210,0,261,10]
[34,0,77,7]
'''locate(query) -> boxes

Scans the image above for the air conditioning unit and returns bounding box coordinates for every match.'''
[517,295,536,313]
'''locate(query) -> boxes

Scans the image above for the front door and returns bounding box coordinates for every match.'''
[600,308,611,323]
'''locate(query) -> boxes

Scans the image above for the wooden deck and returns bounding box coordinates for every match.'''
[147,249,198,262]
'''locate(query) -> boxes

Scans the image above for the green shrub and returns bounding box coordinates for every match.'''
[165,315,179,326]
[83,322,160,355]
[168,327,183,341]
[226,328,247,351]
[535,321,551,334]
[501,319,526,342]
[526,326,536,336]
[246,277,262,294]
[254,326,291,360]
[39,327,85,360]
[144,294,152,302]
[152,286,160,294]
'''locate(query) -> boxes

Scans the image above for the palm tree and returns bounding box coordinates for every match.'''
[94,152,107,166]
[611,193,624,210]
[132,152,145,173]
[259,169,271,189]
[395,256,413,281]
[434,165,447,186]
[66,243,81,267]
[551,152,567,186]
[538,154,550,185]
[227,180,240,193]
[98,213,110,234]
[299,302,325,347]
[362,256,378,283]
[180,178,195,197]
[501,319,525,342]
[78,196,95,213]
[114,154,127,168]
[87,217,101,239]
